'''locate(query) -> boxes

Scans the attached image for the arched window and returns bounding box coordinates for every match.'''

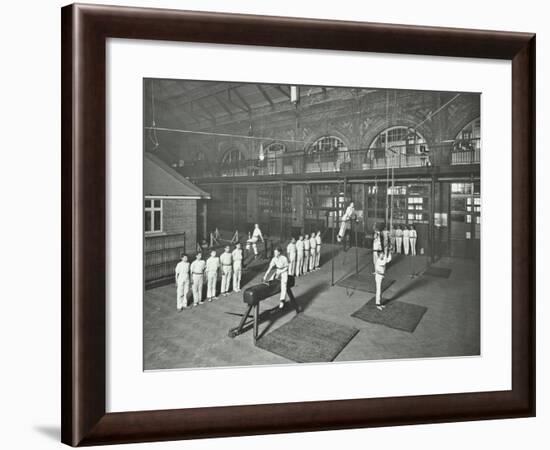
[220,148,246,176]
[263,142,286,175]
[367,126,428,168]
[305,136,348,173]
[265,142,286,154]
[308,136,346,155]
[221,148,245,165]
[452,118,480,164]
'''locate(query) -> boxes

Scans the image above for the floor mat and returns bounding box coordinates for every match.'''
[351,298,427,333]
[256,314,359,363]
[337,271,395,293]
[424,267,452,278]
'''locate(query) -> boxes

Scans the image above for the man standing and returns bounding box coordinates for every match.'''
[296,235,304,277]
[410,225,417,256]
[309,233,317,272]
[205,250,220,301]
[286,238,297,276]
[315,231,322,270]
[372,226,382,265]
[303,234,310,275]
[395,225,403,254]
[246,223,264,258]
[337,201,355,242]
[381,224,390,252]
[232,242,243,293]
[403,225,411,255]
[263,247,289,310]
[374,247,392,311]
[190,252,206,306]
[220,245,233,296]
[175,253,190,311]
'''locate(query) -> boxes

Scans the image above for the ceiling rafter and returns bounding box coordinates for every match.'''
[212,94,234,116]
[274,85,291,99]
[256,84,274,107]
[231,87,251,112]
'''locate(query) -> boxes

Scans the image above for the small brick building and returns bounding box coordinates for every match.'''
[144,152,210,284]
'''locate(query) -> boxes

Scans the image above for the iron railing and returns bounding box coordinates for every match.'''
[178,139,480,179]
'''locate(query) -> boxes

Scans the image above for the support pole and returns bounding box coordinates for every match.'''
[280,181,284,240]
[355,218,359,274]
[331,211,335,286]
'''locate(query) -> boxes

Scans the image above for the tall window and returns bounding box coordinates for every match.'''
[307,136,346,155]
[221,148,245,165]
[369,126,427,156]
[145,199,162,233]
[452,118,481,164]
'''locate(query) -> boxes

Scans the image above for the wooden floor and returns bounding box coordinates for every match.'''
[144,245,480,370]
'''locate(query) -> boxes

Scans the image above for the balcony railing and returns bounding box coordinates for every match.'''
[178,139,480,179]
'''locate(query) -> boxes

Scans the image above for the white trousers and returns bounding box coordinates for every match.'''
[338,220,348,239]
[232,261,242,291]
[191,274,204,304]
[315,246,321,268]
[375,273,384,304]
[396,237,403,253]
[403,237,410,255]
[309,248,316,271]
[296,252,304,276]
[246,236,259,255]
[221,266,232,293]
[303,251,309,273]
[410,238,417,255]
[206,271,217,298]
[288,253,296,276]
[269,270,288,301]
[176,279,189,309]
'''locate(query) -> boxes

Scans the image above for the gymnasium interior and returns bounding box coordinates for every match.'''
[143,79,481,370]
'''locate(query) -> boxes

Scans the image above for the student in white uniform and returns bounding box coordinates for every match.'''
[395,225,403,254]
[374,247,392,310]
[219,245,233,296]
[337,201,355,242]
[190,253,206,306]
[246,223,264,257]
[403,225,411,255]
[303,234,310,274]
[286,238,297,276]
[205,250,220,301]
[295,235,304,277]
[372,226,382,265]
[315,231,322,270]
[309,233,317,271]
[175,253,190,311]
[409,225,417,256]
[263,247,289,309]
[232,243,243,293]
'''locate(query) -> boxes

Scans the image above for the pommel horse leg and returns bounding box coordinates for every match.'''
[228,304,254,338]
[286,287,303,313]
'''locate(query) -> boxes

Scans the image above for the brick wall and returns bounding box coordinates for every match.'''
[163,199,197,250]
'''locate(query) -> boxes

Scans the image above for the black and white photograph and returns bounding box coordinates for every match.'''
[143,79,481,370]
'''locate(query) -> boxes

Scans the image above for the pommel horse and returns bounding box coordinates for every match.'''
[228,276,302,343]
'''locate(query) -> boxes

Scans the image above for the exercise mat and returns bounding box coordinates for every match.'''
[337,271,395,293]
[351,298,427,333]
[424,267,452,278]
[256,314,358,363]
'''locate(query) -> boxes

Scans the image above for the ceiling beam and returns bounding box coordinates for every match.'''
[193,100,216,123]
[212,94,235,116]
[274,85,291,99]
[256,85,274,107]
[231,87,251,112]
[227,89,249,113]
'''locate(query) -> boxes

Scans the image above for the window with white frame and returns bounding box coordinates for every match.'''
[145,199,162,233]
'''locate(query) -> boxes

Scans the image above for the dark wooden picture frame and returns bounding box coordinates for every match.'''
[61,3,535,446]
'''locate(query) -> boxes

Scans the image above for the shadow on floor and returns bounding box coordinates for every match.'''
[33,425,60,441]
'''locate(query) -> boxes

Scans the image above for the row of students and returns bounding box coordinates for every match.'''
[174,243,244,310]
[286,232,322,277]
[374,224,418,256]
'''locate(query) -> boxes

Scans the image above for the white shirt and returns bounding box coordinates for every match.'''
[287,242,297,255]
[252,227,263,240]
[205,257,220,273]
[220,252,232,267]
[175,261,190,283]
[309,236,317,250]
[374,253,392,276]
[342,205,355,221]
[190,259,206,275]
[304,239,310,250]
[296,240,304,253]
[232,248,243,263]
[268,255,289,274]
[403,229,411,238]
[315,234,322,245]
[410,229,417,238]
